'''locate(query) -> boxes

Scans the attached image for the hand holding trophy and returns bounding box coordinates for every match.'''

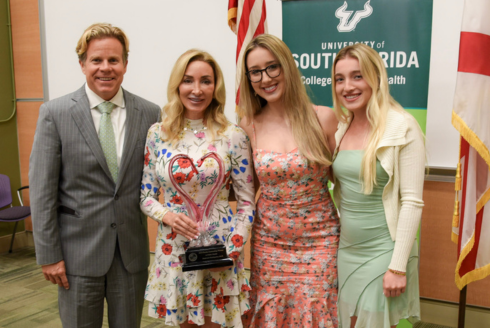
[168,152,234,272]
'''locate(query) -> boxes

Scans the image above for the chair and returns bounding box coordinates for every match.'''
[0,174,30,253]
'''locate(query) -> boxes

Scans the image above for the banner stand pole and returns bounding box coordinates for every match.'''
[457,286,467,328]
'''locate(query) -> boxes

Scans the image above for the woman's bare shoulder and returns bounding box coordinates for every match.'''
[315,105,338,133]
[238,116,254,137]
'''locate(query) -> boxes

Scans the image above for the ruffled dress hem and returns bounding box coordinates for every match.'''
[246,291,338,328]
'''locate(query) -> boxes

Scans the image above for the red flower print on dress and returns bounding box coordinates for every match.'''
[214,294,228,312]
[156,303,167,318]
[211,278,218,293]
[171,195,183,205]
[162,244,173,255]
[231,235,244,247]
[166,230,177,240]
[186,170,196,181]
[173,172,186,184]
[187,294,193,301]
[191,295,200,306]
[241,284,252,292]
[229,251,240,260]
[144,147,150,166]
[178,158,192,169]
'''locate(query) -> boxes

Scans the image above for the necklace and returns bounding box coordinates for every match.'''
[183,126,207,134]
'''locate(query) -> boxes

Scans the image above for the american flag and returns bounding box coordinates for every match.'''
[452,0,490,290]
[228,0,268,106]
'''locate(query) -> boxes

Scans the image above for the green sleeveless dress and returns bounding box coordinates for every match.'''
[333,150,420,328]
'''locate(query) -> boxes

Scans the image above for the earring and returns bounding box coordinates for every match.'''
[254,91,257,96]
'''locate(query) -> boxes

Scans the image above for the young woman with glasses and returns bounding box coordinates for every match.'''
[238,34,340,328]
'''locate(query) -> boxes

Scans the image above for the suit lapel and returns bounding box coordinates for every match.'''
[70,87,115,183]
[117,89,141,189]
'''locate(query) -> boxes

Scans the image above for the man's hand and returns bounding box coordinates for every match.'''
[42,260,69,289]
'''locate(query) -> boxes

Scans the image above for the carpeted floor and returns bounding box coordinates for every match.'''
[0,247,457,328]
[0,247,175,328]
[412,322,454,328]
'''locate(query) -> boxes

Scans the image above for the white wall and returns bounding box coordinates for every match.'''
[426,0,464,169]
[40,0,282,122]
[40,0,462,169]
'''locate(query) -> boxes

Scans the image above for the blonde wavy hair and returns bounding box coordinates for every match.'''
[161,49,228,143]
[238,34,332,166]
[332,43,405,194]
[76,23,129,63]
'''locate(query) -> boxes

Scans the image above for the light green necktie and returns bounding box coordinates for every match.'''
[97,101,118,182]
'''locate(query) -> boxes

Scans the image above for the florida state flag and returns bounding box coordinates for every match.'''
[452,0,490,290]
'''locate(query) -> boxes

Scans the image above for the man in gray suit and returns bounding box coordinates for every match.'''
[29,23,160,327]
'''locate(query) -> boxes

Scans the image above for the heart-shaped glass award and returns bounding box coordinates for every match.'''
[168,152,233,272]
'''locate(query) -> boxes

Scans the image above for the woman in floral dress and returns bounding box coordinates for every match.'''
[140,49,255,328]
[238,34,340,327]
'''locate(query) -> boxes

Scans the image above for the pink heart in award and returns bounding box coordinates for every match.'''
[168,152,233,271]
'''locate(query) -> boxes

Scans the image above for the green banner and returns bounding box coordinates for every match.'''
[283,0,433,132]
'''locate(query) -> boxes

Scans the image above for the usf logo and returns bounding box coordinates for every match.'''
[335,0,373,32]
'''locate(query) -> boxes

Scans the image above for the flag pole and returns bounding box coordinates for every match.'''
[457,285,467,328]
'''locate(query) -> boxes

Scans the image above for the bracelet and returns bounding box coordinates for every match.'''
[388,269,406,276]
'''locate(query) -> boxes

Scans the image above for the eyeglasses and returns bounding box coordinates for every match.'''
[246,64,281,83]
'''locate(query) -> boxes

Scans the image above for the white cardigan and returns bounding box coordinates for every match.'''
[333,108,426,272]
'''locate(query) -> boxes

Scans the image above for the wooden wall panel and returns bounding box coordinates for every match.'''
[419,181,490,308]
[419,181,460,301]
[467,278,490,308]
[16,101,41,231]
[10,0,44,234]
[10,0,43,99]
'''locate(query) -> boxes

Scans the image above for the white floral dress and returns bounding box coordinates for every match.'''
[140,119,255,327]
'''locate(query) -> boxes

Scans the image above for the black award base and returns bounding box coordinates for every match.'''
[182,243,234,272]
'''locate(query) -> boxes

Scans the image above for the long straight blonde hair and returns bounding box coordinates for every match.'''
[332,43,405,194]
[161,49,228,143]
[238,34,332,166]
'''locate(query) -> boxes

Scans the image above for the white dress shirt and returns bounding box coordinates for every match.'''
[85,84,126,166]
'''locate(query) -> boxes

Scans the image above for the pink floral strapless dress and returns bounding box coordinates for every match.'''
[247,143,340,327]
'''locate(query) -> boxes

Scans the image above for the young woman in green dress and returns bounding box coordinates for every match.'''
[331,43,425,328]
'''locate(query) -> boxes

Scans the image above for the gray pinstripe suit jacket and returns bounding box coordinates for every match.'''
[29,86,160,276]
